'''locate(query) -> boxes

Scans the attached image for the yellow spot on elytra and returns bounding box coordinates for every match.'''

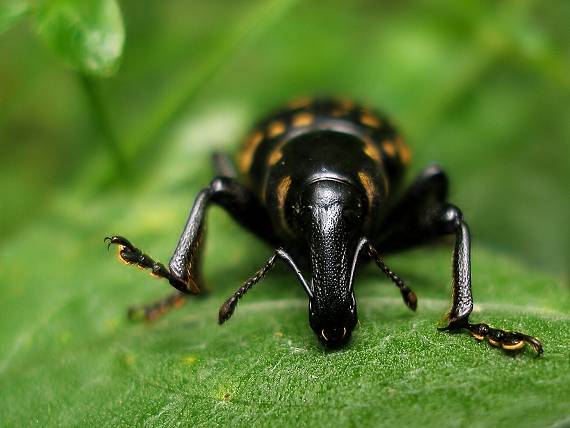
[331,100,353,117]
[330,108,346,117]
[488,338,500,347]
[268,149,283,166]
[277,176,292,233]
[277,176,292,211]
[471,333,484,341]
[363,143,382,162]
[288,96,311,109]
[502,341,525,351]
[395,136,411,164]
[358,171,375,208]
[291,112,314,127]
[268,121,286,138]
[182,355,198,366]
[382,140,396,157]
[238,130,264,173]
[274,331,284,337]
[360,112,381,128]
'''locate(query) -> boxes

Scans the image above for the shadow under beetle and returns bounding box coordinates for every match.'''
[106,97,543,354]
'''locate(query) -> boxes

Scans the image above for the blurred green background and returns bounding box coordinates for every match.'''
[0,0,569,426]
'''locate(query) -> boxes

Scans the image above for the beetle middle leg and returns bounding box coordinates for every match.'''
[374,165,543,354]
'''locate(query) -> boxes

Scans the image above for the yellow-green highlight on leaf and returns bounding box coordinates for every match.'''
[33,0,124,76]
[0,0,29,33]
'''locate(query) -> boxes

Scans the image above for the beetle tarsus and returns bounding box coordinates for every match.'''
[105,235,172,280]
[464,322,543,355]
[441,321,543,355]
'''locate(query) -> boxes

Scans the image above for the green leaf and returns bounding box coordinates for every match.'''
[0,0,29,33]
[0,138,568,426]
[33,0,124,76]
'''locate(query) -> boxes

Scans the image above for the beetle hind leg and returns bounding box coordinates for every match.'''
[128,291,188,322]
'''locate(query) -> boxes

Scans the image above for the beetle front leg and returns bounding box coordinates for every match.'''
[433,204,543,354]
[106,176,277,319]
[167,176,277,292]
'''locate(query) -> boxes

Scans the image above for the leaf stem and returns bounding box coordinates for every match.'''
[78,73,128,176]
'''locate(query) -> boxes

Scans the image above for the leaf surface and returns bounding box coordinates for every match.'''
[0,144,568,427]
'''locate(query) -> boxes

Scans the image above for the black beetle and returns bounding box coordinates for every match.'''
[106,97,542,353]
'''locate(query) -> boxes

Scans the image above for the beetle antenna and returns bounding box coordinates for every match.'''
[368,243,417,311]
[218,252,278,324]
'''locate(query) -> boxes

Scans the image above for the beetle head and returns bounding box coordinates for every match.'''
[298,179,367,347]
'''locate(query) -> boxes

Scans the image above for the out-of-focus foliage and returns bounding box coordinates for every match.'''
[0,0,568,426]
[0,0,124,75]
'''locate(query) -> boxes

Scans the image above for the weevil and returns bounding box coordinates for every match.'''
[106,97,543,354]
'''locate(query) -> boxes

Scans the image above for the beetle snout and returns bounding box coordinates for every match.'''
[309,300,357,348]
[321,326,348,345]
[315,322,354,348]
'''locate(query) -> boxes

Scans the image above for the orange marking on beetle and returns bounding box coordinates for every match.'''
[488,338,500,347]
[395,136,411,164]
[471,333,484,341]
[358,171,375,209]
[288,97,312,109]
[268,149,284,166]
[276,175,293,233]
[268,121,286,138]
[360,112,381,128]
[502,340,525,351]
[238,130,264,173]
[117,247,132,265]
[363,143,382,163]
[276,175,292,211]
[291,112,314,127]
[382,140,397,157]
[330,108,347,117]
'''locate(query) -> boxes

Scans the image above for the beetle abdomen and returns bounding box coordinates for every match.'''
[238,97,410,196]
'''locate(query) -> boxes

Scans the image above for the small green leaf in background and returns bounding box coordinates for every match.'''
[33,0,124,76]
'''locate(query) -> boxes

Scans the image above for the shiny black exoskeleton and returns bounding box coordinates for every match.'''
[106,97,542,354]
